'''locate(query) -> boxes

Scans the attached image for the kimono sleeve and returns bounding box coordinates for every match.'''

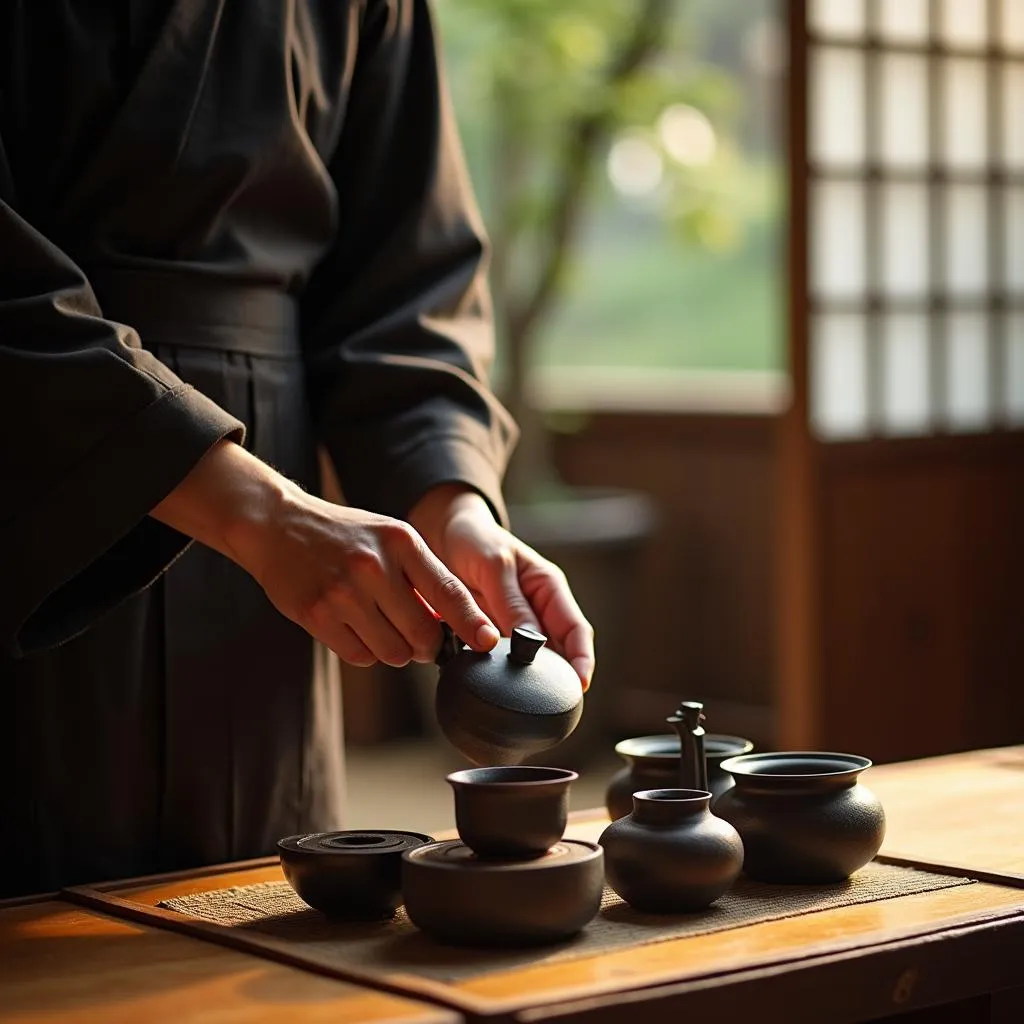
[300,0,517,527]
[0,188,245,658]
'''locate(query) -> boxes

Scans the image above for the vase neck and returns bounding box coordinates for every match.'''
[631,789,710,825]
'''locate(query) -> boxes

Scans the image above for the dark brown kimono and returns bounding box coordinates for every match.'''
[0,0,516,897]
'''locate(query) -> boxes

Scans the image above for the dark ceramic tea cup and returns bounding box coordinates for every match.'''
[447,765,578,858]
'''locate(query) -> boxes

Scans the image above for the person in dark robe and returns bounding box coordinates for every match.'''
[0,0,594,898]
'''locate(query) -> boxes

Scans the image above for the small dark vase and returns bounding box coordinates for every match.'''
[715,752,886,884]
[606,734,754,820]
[599,789,743,912]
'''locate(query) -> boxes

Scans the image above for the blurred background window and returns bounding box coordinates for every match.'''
[434,0,785,409]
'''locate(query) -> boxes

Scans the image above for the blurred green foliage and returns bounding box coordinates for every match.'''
[433,0,784,376]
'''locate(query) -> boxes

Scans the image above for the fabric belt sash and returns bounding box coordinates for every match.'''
[87,265,302,358]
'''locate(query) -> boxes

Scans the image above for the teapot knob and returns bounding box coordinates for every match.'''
[508,626,547,665]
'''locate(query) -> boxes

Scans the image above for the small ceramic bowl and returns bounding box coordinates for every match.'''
[606,733,755,819]
[447,766,577,859]
[715,752,885,883]
[402,838,604,946]
[278,830,433,920]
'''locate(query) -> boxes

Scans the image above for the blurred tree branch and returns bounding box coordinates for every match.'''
[506,0,673,350]
[494,0,675,500]
[436,0,746,503]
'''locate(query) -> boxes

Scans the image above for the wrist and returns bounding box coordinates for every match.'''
[407,483,492,555]
[151,440,297,573]
[217,458,300,579]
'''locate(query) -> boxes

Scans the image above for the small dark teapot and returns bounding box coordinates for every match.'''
[435,623,584,766]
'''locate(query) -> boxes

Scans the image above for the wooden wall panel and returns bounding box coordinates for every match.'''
[817,441,1024,763]
[553,412,778,745]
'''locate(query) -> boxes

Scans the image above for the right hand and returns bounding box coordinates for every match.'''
[151,441,499,668]
[237,492,501,668]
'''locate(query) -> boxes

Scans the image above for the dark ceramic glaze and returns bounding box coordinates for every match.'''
[402,838,604,946]
[668,701,710,791]
[435,624,583,766]
[715,752,886,884]
[447,765,577,859]
[278,830,433,920]
[606,734,755,820]
[600,789,743,912]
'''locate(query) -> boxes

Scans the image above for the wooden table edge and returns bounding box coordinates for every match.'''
[0,891,60,910]
[61,885,465,1012]
[445,901,1024,1016]
[513,911,1024,1023]
[88,855,281,892]
[62,878,1024,1018]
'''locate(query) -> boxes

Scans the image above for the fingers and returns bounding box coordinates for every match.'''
[398,530,499,653]
[377,585,445,664]
[517,554,595,691]
[346,604,414,668]
[564,628,596,693]
[472,547,539,638]
[298,523,440,667]
[257,493,498,666]
[311,621,377,669]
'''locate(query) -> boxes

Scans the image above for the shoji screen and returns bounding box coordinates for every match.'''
[806,0,1024,440]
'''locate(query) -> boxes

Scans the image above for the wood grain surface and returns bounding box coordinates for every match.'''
[12,746,1023,1022]
[86,862,1024,1017]
[868,746,1024,881]
[0,900,457,1024]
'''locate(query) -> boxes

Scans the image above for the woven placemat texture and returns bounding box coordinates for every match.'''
[158,861,973,982]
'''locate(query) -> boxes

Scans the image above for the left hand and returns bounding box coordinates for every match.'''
[409,485,594,690]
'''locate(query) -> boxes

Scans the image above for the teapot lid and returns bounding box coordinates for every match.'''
[441,626,581,716]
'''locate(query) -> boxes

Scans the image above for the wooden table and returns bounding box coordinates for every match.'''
[0,898,458,1023]
[4,747,1023,1023]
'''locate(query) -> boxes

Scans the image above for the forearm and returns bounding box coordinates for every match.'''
[152,444,496,572]
[150,440,498,665]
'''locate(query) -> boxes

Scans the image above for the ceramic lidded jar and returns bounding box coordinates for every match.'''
[599,789,743,912]
[715,752,886,884]
[606,733,754,820]
[278,830,433,920]
[435,624,583,766]
[402,838,604,946]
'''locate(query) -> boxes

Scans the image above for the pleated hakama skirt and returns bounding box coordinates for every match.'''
[0,277,347,898]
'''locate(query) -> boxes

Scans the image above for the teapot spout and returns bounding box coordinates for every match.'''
[434,620,463,667]
[667,701,709,792]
